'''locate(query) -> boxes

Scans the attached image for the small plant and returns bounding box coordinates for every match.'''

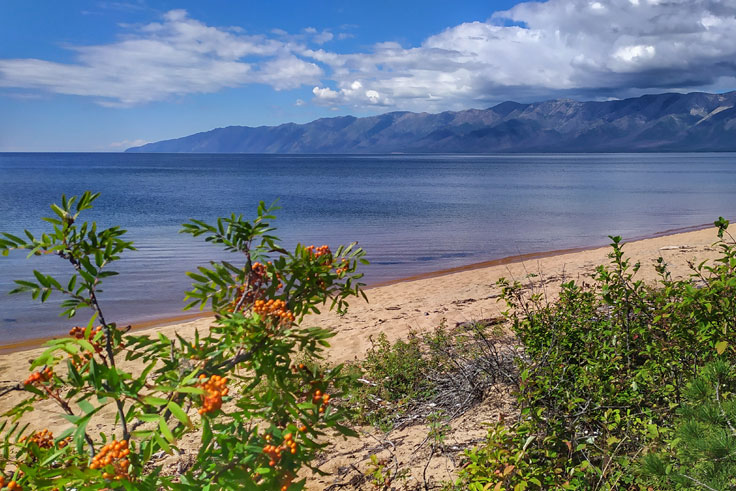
[345,320,516,432]
[422,410,451,489]
[367,453,411,490]
[346,331,434,430]
[0,192,368,489]
[451,420,588,490]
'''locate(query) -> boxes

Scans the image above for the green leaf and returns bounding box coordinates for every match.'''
[158,417,175,443]
[78,399,96,415]
[153,432,172,454]
[33,270,50,288]
[166,401,192,428]
[142,396,169,406]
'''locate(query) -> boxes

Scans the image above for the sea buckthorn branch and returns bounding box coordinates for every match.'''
[173,208,365,487]
[1,192,135,444]
[1,195,366,489]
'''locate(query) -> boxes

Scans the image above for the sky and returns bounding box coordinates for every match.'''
[2,0,736,151]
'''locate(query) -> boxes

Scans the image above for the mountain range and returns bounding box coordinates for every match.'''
[126,91,736,153]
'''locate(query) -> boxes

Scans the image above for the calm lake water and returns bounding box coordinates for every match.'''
[2,152,736,342]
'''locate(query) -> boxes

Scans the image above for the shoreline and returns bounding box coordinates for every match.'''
[0,220,717,356]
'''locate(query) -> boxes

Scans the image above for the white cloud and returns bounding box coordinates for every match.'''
[313,86,340,100]
[311,79,392,106]
[613,45,656,64]
[306,0,736,111]
[3,2,736,112]
[313,30,334,44]
[256,56,321,90]
[303,27,333,44]
[365,89,381,104]
[0,10,321,106]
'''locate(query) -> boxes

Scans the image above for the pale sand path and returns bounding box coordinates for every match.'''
[0,224,731,487]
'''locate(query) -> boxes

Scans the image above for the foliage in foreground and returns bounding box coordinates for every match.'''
[642,360,736,490]
[0,192,367,489]
[453,218,736,490]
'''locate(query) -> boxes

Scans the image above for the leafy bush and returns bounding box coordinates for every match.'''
[345,320,516,432]
[451,421,588,491]
[456,218,736,489]
[0,192,367,489]
[343,332,435,430]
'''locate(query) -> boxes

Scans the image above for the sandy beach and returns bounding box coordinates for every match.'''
[0,222,731,486]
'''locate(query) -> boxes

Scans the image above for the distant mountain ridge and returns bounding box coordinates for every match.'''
[126,91,736,153]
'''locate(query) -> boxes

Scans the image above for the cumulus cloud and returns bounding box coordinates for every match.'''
[307,0,736,111]
[0,10,322,106]
[312,79,392,106]
[3,2,736,111]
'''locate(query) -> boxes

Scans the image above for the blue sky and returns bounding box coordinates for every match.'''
[2,0,736,151]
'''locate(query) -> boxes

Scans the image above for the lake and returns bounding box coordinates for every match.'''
[2,152,736,342]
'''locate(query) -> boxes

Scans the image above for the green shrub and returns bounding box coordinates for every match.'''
[477,218,736,488]
[344,320,516,432]
[0,192,368,489]
[452,421,589,490]
[343,332,434,430]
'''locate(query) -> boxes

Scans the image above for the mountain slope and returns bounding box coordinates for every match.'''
[126,91,736,153]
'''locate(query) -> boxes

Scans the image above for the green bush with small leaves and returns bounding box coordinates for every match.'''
[451,421,588,491]
[456,217,736,490]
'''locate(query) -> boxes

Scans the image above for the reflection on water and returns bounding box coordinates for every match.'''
[2,152,736,342]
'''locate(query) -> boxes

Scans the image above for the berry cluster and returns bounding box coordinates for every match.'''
[228,262,286,313]
[69,326,103,352]
[230,262,268,309]
[251,261,268,280]
[262,431,298,468]
[197,374,229,415]
[312,389,330,413]
[305,245,331,260]
[23,429,54,449]
[0,475,21,490]
[68,325,119,370]
[293,364,331,415]
[69,351,93,371]
[253,299,295,325]
[89,439,130,481]
[335,258,349,276]
[23,367,53,387]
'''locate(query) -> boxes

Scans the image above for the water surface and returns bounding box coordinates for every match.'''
[1,153,735,342]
